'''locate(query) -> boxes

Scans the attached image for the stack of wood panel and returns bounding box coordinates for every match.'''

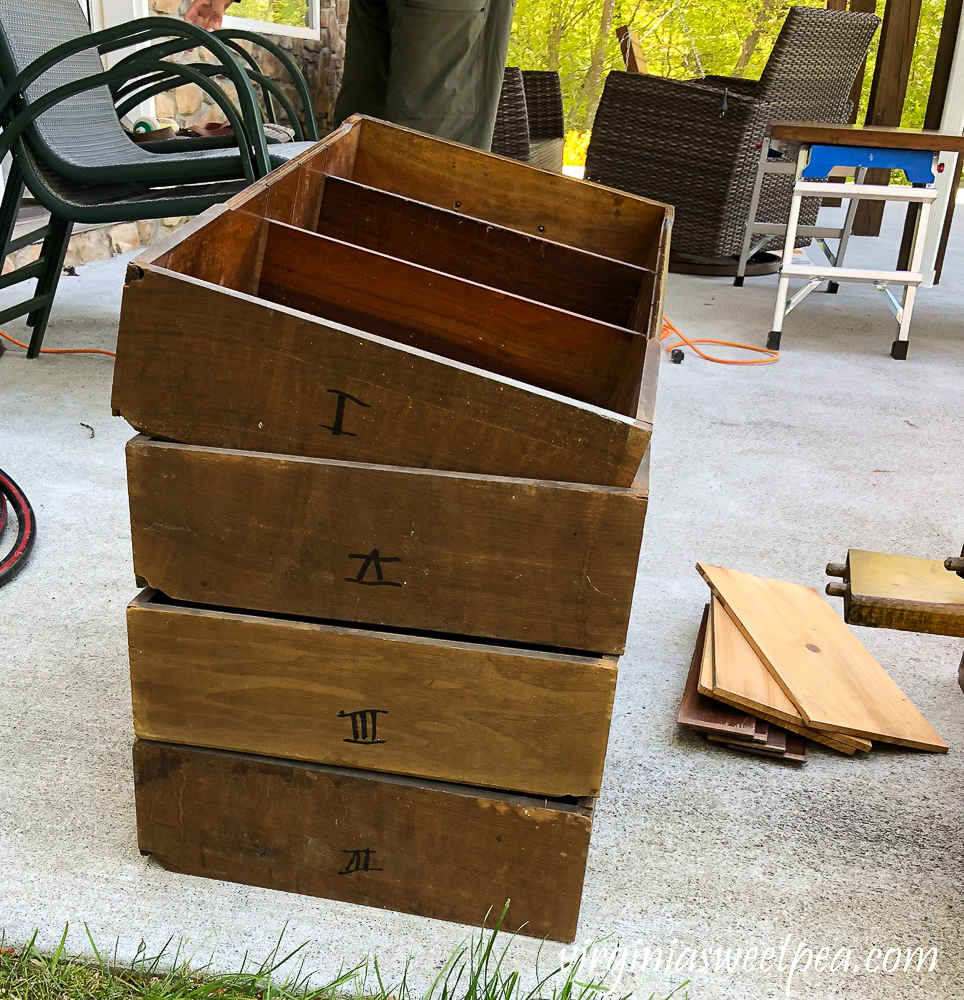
[678,563,948,760]
[110,117,673,942]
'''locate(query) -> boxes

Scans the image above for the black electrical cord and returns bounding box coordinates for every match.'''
[0,468,36,586]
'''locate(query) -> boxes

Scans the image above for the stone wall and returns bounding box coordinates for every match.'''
[148,0,347,135]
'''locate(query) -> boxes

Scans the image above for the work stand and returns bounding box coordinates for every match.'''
[735,122,964,359]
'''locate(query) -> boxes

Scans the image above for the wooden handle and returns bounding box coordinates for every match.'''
[825,582,848,598]
[826,562,847,578]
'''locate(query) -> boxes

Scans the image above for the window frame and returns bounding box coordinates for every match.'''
[223,0,322,41]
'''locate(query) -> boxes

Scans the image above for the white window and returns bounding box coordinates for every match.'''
[87,0,150,33]
[224,0,322,40]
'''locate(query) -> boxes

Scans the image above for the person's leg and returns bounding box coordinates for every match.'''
[334,0,391,125]
[385,0,516,150]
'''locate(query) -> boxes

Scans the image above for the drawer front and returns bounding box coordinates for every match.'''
[128,592,617,798]
[127,438,648,653]
[134,740,593,942]
[113,265,651,488]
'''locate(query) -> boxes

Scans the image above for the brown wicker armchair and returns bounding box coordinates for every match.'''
[522,70,565,171]
[491,66,530,161]
[584,7,880,263]
[491,68,565,171]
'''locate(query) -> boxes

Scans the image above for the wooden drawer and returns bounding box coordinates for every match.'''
[134,739,593,942]
[112,116,670,488]
[113,211,658,488]
[229,115,673,272]
[128,590,618,797]
[127,437,648,654]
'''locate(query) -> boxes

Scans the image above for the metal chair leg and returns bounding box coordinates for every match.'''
[0,159,26,265]
[25,215,72,358]
[768,185,805,350]
[735,142,771,286]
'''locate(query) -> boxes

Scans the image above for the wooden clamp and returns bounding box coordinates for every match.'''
[826,549,964,638]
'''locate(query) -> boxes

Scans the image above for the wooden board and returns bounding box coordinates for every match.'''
[128,438,648,654]
[703,599,869,754]
[134,739,593,942]
[841,549,964,638]
[330,116,672,273]
[112,266,652,488]
[697,564,948,752]
[313,177,651,329]
[677,605,760,741]
[707,730,807,763]
[128,590,617,798]
[769,121,964,154]
[256,219,647,416]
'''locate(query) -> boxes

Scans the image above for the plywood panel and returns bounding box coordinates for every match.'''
[313,177,650,329]
[704,600,867,755]
[112,268,651,487]
[697,564,948,752]
[128,438,648,653]
[677,605,760,740]
[134,740,593,942]
[256,220,647,415]
[336,116,672,271]
[128,591,617,797]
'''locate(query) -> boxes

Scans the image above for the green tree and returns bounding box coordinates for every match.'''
[231,0,310,28]
[508,0,942,143]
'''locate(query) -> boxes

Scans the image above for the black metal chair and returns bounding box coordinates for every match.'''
[0,0,318,356]
[584,7,880,262]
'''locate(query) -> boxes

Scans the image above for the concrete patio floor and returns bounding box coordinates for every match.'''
[1,202,962,1000]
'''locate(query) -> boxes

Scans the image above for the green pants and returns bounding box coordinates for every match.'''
[333,0,516,151]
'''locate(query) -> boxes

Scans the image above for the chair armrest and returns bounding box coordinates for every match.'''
[214,29,319,140]
[585,72,763,196]
[700,75,760,97]
[0,17,270,178]
[113,29,318,142]
[591,72,759,127]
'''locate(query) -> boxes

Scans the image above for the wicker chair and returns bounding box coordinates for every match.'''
[491,66,530,161]
[522,70,565,172]
[584,7,880,261]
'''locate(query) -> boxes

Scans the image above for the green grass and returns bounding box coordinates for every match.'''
[0,910,690,1000]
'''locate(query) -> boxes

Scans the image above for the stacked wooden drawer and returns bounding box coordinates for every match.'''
[111,116,672,942]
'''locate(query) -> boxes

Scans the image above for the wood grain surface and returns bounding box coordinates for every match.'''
[128,438,649,653]
[257,220,648,415]
[769,121,964,153]
[843,549,964,637]
[112,267,652,487]
[128,591,617,797]
[707,730,807,762]
[331,116,672,272]
[133,739,593,941]
[677,605,760,740]
[314,177,652,329]
[698,564,948,752]
[704,599,869,754]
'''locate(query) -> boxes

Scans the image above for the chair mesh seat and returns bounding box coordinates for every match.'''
[0,0,300,184]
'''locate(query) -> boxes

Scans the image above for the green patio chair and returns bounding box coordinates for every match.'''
[0,0,319,357]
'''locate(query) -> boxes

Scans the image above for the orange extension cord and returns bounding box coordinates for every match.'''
[0,330,115,357]
[661,315,779,365]
[1,319,772,366]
